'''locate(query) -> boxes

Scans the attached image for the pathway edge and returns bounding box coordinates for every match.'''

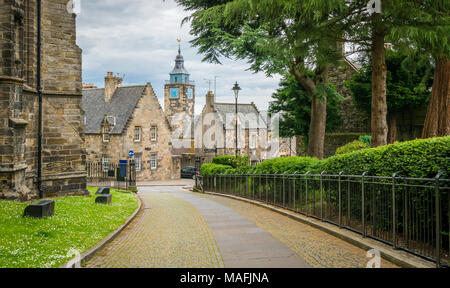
[59,193,143,268]
[203,191,435,268]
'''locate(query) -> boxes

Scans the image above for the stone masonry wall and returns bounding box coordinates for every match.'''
[1,0,86,200]
[328,60,370,134]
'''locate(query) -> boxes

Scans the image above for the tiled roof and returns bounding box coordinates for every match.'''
[82,86,146,134]
[213,103,268,130]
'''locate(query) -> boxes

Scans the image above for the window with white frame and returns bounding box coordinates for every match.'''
[102,156,109,172]
[102,126,110,142]
[134,126,142,142]
[150,153,157,170]
[151,126,158,141]
[250,134,257,149]
[135,154,142,171]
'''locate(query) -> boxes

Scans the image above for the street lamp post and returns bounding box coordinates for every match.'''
[232,82,241,159]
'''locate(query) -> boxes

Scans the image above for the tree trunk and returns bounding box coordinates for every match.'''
[422,56,450,138]
[307,67,329,159]
[307,93,327,159]
[291,62,328,159]
[387,112,397,144]
[370,14,388,148]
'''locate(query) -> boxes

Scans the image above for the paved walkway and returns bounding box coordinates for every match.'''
[87,186,397,268]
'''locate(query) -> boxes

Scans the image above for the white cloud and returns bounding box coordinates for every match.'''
[76,0,280,113]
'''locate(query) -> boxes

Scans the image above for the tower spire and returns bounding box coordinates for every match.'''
[177,38,181,56]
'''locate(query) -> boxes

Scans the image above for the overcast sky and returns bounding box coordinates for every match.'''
[76,0,281,114]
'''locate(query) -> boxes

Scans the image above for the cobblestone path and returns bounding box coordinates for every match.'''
[199,193,398,268]
[87,192,223,268]
[87,186,397,268]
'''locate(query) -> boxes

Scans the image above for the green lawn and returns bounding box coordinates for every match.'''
[0,187,138,268]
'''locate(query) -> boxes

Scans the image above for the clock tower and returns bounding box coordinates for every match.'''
[164,43,195,140]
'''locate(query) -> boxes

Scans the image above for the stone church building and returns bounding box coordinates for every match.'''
[83,48,195,181]
[1,0,86,201]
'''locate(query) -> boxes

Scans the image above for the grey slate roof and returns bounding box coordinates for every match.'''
[213,103,268,130]
[82,86,146,134]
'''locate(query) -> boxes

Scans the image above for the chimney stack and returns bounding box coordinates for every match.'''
[104,72,122,103]
[206,91,215,109]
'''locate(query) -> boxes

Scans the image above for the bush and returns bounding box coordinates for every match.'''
[250,157,320,174]
[336,140,369,155]
[317,136,450,178]
[212,155,249,169]
[200,163,234,176]
[358,135,372,147]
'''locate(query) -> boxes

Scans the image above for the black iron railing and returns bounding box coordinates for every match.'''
[197,172,449,267]
[87,162,136,191]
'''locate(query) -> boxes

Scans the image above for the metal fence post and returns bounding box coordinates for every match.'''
[293,172,297,212]
[362,172,368,238]
[339,171,343,228]
[234,172,237,195]
[266,174,268,203]
[435,172,444,268]
[274,172,277,205]
[392,172,399,249]
[305,171,310,217]
[283,174,286,207]
[321,171,325,221]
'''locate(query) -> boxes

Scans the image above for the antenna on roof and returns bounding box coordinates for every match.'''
[204,78,213,91]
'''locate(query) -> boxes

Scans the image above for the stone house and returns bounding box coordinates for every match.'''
[83,48,196,181]
[194,91,271,164]
[0,0,86,201]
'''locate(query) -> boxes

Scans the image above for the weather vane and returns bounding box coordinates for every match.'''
[177,38,181,53]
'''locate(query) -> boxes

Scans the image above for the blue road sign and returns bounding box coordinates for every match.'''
[128,150,135,157]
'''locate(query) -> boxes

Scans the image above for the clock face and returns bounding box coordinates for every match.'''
[170,88,179,99]
[188,88,194,99]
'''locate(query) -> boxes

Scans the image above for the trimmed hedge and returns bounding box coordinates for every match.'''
[200,163,235,176]
[316,136,450,178]
[250,157,320,174]
[200,137,449,178]
[336,140,368,155]
[212,155,249,169]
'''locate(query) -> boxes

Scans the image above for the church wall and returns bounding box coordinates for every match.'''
[1,0,86,201]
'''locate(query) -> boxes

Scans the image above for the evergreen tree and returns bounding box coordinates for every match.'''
[347,50,434,142]
[269,74,343,139]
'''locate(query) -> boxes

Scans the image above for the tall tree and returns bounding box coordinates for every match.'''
[176,0,349,159]
[347,50,434,143]
[269,73,343,139]
[389,1,449,138]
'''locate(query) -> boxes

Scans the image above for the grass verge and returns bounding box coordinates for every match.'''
[0,187,138,268]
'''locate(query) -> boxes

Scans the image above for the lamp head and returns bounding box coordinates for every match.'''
[232,82,241,99]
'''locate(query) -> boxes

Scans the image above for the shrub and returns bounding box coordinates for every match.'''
[336,140,369,155]
[200,163,234,176]
[358,135,372,147]
[317,136,450,178]
[250,157,320,174]
[212,155,249,169]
